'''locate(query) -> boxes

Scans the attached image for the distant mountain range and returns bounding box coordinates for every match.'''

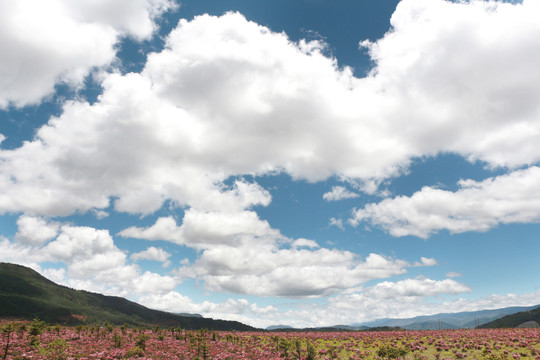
[0,262,256,331]
[354,305,540,330]
[266,306,540,331]
[3,262,538,331]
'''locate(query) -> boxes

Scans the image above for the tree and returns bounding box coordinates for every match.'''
[1,322,16,360]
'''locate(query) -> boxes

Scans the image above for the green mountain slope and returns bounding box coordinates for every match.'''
[0,262,257,330]
[478,306,540,328]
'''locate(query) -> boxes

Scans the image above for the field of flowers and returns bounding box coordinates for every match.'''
[1,319,540,359]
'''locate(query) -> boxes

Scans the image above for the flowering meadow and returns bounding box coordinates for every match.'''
[1,319,540,359]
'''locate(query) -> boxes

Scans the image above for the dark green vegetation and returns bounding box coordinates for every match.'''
[0,262,257,330]
[479,306,540,329]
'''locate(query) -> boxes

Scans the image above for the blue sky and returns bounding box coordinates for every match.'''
[1,0,539,328]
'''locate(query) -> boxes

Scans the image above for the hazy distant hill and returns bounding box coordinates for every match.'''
[267,306,540,332]
[478,306,540,329]
[176,313,204,318]
[355,305,540,330]
[0,262,257,331]
[266,324,294,330]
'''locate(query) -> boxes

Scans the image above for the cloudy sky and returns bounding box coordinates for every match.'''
[1,0,540,328]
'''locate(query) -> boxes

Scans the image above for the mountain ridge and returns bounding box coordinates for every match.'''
[3,262,538,331]
[266,305,540,331]
[478,306,540,329]
[0,262,257,331]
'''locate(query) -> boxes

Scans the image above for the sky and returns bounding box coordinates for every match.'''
[1,0,540,329]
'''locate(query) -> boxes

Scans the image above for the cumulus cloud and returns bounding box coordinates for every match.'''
[323,186,360,201]
[44,225,136,283]
[0,0,175,108]
[413,257,437,267]
[329,218,345,230]
[1,218,179,298]
[351,166,540,238]
[2,215,536,329]
[291,238,319,249]
[0,11,403,219]
[121,212,431,297]
[0,237,50,269]
[137,291,281,327]
[15,215,59,245]
[41,267,66,284]
[361,0,540,168]
[120,208,279,247]
[2,2,540,218]
[131,246,171,267]
[190,250,415,297]
[364,278,471,299]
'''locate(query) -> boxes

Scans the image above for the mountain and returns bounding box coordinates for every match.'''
[264,306,540,332]
[478,306,540,328]
[354,305,540,330]
[176,313,203,318]
[265,325,397,332]
[0,262,257,331]
[266,325,294,330]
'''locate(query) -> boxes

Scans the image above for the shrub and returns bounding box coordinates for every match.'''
[112,331,124,348]
[125,346,144,358]
[135,334,150,350]
[2,323,16,360]
[38,339,69,360]
[377,344,409,359]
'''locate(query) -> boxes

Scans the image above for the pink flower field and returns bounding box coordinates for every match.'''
[1,320,540,359]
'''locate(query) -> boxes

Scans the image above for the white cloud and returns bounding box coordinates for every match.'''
[131,246,171,267]
[120,216,183,243]
[413,257,437,267]
[44,225,132,279]
[41,267,66,284]
[130,271,177,295]
[63,0,177,41]
[185,244,424,298]
[141,277,540,329]
[137,291,281,327]
[351,166,540,238]
[0,0,175,108]
[142,11,409,182]
[0,237,49,269]
[1,217,180,298]
[329,217,345,230]
[120,208,279,247]
[361,0,540,168]
[0,10,409,218]
[121,211,428,298]
[3,215,537,329]
[2,2,540,218]
[121,212,433,298]
[446,271,462,278]
[292,238,319,249]
[364,278,471,299]
[93,209,109,219]
[15,215,59,245]
[323,186,360,201]
[321,283,534,328]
